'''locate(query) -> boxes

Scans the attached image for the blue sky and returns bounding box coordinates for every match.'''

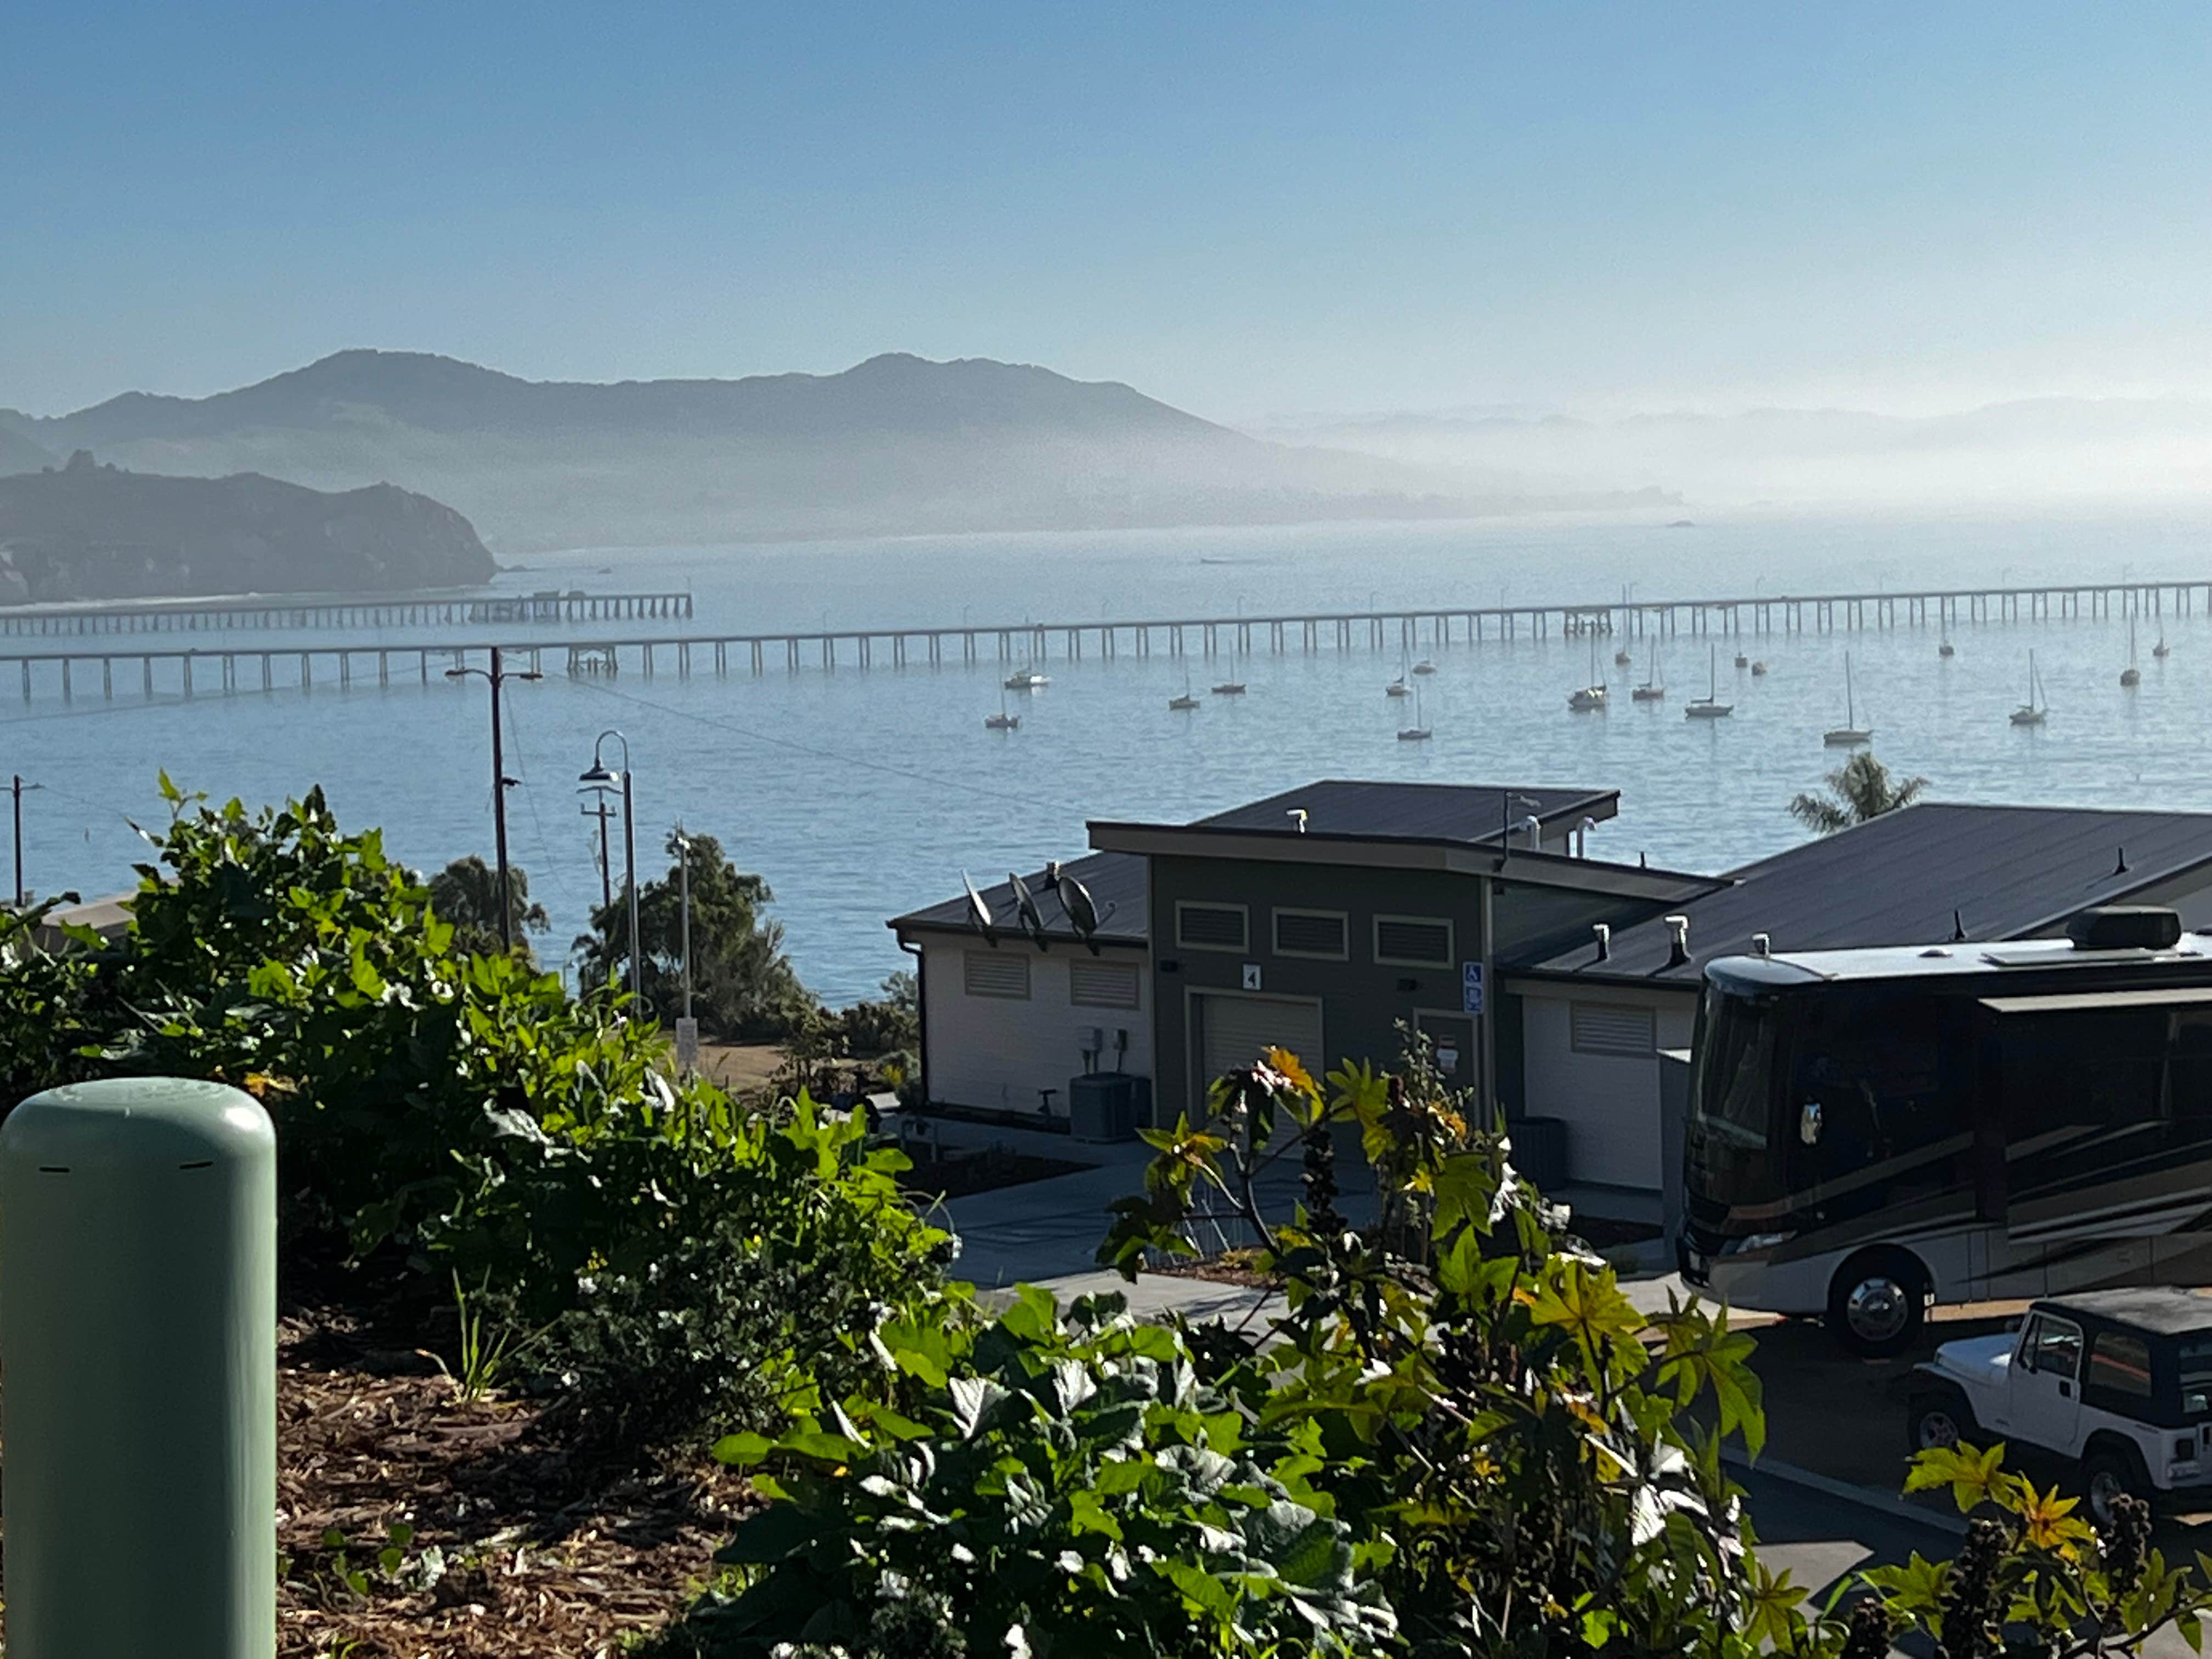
[5,2,2208,419]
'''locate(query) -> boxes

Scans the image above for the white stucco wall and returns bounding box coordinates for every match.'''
[1515,985,1697,1191]
[916,936,1154,1116]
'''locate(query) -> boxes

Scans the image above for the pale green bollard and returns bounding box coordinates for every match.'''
[0,1078,276,1659]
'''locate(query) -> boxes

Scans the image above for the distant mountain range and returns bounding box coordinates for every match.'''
[0,452,495,603]
[1252,397,2212,508]
[0,351,1662,550]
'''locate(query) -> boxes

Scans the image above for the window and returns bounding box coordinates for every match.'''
[1069,958,1141,1009]
[2177,1336,2212,1418]
[1176,901,1249,952]
[1273,909,1348,960]
[1572,1002,1657,1058]
[2086,1330,2154,1405]
[2026,1314,2084,1380]
[1374,915,1453,967]
[963,950,1030,1000]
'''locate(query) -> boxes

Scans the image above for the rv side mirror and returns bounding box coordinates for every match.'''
[1798,1100,1824,1146]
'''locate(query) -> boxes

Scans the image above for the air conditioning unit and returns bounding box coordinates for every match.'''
[1069,1073,1152,1143]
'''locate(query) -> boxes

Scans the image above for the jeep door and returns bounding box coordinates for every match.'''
[2010,1311,2086,1454]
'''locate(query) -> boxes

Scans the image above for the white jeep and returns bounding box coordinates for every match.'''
[1910,1287,2212,1523]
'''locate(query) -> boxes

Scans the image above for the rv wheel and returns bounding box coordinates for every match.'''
[1826,1249,1926,1357]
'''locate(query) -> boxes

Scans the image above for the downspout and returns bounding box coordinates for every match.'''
[898,935,929,1108]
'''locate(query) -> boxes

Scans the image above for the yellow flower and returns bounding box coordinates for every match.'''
[2016,1479,2092,1553]
[1263,1046,1318,1099]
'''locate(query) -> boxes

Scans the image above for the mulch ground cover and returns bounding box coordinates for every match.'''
[275,1307,750,1658]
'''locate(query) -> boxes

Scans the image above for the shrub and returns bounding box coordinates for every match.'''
[0,781,957,1443]
[673,1032,2212,1656]
[670,1289,1392,1657]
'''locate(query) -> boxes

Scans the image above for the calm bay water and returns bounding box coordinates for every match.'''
[8,507,2212,1005]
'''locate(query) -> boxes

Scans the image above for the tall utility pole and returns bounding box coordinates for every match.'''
[581,795,617,911]
[445,646,541,950]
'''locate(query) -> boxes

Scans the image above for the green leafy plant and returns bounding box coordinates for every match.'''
[0,781,959,1445]
[673,1288,1392,1657]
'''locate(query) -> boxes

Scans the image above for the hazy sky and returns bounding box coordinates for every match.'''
[7,2,2208,421]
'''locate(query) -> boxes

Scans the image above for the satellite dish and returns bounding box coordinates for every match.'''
[962,870,998,947]
[1054,869,1108,956]
[1007,870,1051,952]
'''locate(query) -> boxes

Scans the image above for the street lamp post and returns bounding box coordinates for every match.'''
[10,774,43,909]
[675,825,693,1023]
[579,731,642,1009]
[444,646,541,951]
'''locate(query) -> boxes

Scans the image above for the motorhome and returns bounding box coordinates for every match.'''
[1680,907,2212,1353]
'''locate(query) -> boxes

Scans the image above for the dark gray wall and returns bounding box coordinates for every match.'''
[1148,854,1487,1122]
[1146,852,1685,1125]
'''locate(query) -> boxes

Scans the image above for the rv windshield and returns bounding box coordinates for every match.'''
[1691,984,1781,1152]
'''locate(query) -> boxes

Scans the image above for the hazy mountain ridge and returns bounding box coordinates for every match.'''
[0,451,496,603]
[3,352,1662,550]
[1254,396,2212,507]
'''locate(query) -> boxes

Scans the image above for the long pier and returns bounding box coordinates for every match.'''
[2,578,2203,701]
[0,588,693,637]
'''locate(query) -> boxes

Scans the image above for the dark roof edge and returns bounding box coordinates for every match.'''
[887,915,1149,947]
[1088,817,1719,884]
[1502,965,1702,991]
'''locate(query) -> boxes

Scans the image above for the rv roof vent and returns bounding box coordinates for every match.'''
[2065,907,2181,952]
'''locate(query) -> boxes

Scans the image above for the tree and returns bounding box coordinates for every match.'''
[575,830,814,1039]
[1790,749,1929,834]
[427,854,549,961]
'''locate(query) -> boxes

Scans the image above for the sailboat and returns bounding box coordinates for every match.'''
[1169,665,1199,711]
[1411,657,1437,676]
[1685,644,1734,719]
[1210,676,1247,695]
[2121,618,2141,688]
[1632,636,1666,702]
[2154,624,2172,659]
[2010,652,2047,726]
[1750,659,1769,676]
[1613,644,1632,667]
[1397,680,1432,741]
[1567,630,1607,712]
[1387,644,1412,697]
[1003,664,1050,690]
[984,687,1021,730]
[1823,653,1872,746]
[1939,629,1956,659]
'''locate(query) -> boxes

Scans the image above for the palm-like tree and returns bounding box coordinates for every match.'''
[1788,751,1929,834]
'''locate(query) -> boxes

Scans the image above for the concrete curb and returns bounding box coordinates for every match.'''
[1724,1448,1968,1538]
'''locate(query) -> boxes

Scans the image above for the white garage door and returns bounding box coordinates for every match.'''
[1198,993,1324,1087]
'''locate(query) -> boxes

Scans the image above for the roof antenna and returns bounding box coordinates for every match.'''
[1951,908,1966,943]
[2114,845,2129,876]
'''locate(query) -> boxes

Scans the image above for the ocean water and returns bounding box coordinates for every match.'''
[9,507,2212,1005]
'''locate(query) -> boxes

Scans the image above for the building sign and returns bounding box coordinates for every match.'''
[1241,963,1263,991]
[1461,961,1485,1015]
